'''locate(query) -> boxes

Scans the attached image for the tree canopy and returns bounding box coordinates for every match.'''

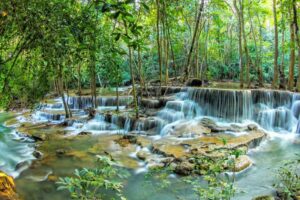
[0,0,300,110]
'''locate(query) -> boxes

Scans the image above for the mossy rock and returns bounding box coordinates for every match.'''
[252,195,275,200]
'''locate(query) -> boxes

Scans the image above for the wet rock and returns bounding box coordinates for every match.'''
[200,118,223,132]
[78,131,92,136]
[160,157,174,165]
[87,108,96,119]
[31,133,47,141]
[115,135,138,147]
[26,170,53,182]
[141,99,162,109]
[234,155,252,172]
[47,175,58,182]
[174,161,194,175]
[252,195,275,200]
[167,120,211,137]
[148,161,165,170]
[15,161,30,171]
[56,149,67,157]
[123,135,138,144]
[0,171,18,200]
[248,124,258,131]
[185,78,203,87]
[33,150,43,159]
[137,150,150,161]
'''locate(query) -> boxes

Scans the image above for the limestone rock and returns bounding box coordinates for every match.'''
[252,195,275,200]
[33,150,43,159]
[0,171,18,200]
[137,150,150,161]
[234,155,252,172]
[78,131,92,136]
[174,161,194,175]
[56,149,67,157]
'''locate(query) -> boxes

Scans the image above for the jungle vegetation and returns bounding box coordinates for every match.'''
[0,0,300,114]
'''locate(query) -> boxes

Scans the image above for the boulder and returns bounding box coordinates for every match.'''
[252,195,275,200]
[31,133,47,141]
[147,161,165,170]
[234,155,252,172]
[185,78,203,87]
[136,150,150,161]
[56,149,67,157]
[33,150,43,159]
[0,171,18,200]
[141,99,162,109]
[15,161,30,171]
[174,161,194,175]
[78,131,92,136]
[248,124,258,131]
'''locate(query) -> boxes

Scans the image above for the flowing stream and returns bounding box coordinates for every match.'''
[0,88,299,200]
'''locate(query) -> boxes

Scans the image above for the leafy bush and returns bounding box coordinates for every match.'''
[57,155,127,200]
[187,149,243,200]
[274,154,300,200]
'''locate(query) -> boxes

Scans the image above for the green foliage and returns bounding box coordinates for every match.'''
[186,173,235,200]
[274,154,300,200]
[1,0,299,109]
[189,149,245,200]
[56,155,127,200]
[144,167,172,190]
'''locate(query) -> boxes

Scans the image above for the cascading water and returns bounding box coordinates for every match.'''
[68,96,133,110]
[184,88,299,133]
[32,88,300,136]
[0,114,35,178]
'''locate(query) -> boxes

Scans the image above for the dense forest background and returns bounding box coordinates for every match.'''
[0,0,300,110]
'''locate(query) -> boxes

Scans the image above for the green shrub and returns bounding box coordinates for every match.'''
[274,154,300,200]
[57,155,127,200]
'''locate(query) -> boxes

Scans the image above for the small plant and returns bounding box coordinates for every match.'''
[189,173,235,200]
[189,149,243,200]
[144,167,172,190]
[274,154,300,200]
[57,155,127,200]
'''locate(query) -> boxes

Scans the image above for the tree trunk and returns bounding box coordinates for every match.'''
[156,0,162,87]
[248,6,260,87]
[279,25,286,89]
[288,23,295,91]
[185,0,205,79]
[129,47,139,119]
[165,15,177,79]
[256,13,264,87]
[272,0,279,89]
[233,0,244,88]
[90,61,97,108]
[293,0,300,91]
[240,0,250,88]
[77,64,82,95]
[58,65,70,119]
[116,84,119,112]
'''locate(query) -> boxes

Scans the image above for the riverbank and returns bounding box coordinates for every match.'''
[0,86,299,199]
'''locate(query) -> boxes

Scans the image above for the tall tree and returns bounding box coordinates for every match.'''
[233,0,244,88]
[185,0,205,79]
[272,0,279,89]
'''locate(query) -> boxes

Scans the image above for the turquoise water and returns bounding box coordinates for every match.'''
[0,113,35,178]
[0,112,299,199]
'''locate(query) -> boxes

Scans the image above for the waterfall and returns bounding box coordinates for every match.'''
[34,88,300,135]
[68,96,133,109]
[185,88,298,133]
